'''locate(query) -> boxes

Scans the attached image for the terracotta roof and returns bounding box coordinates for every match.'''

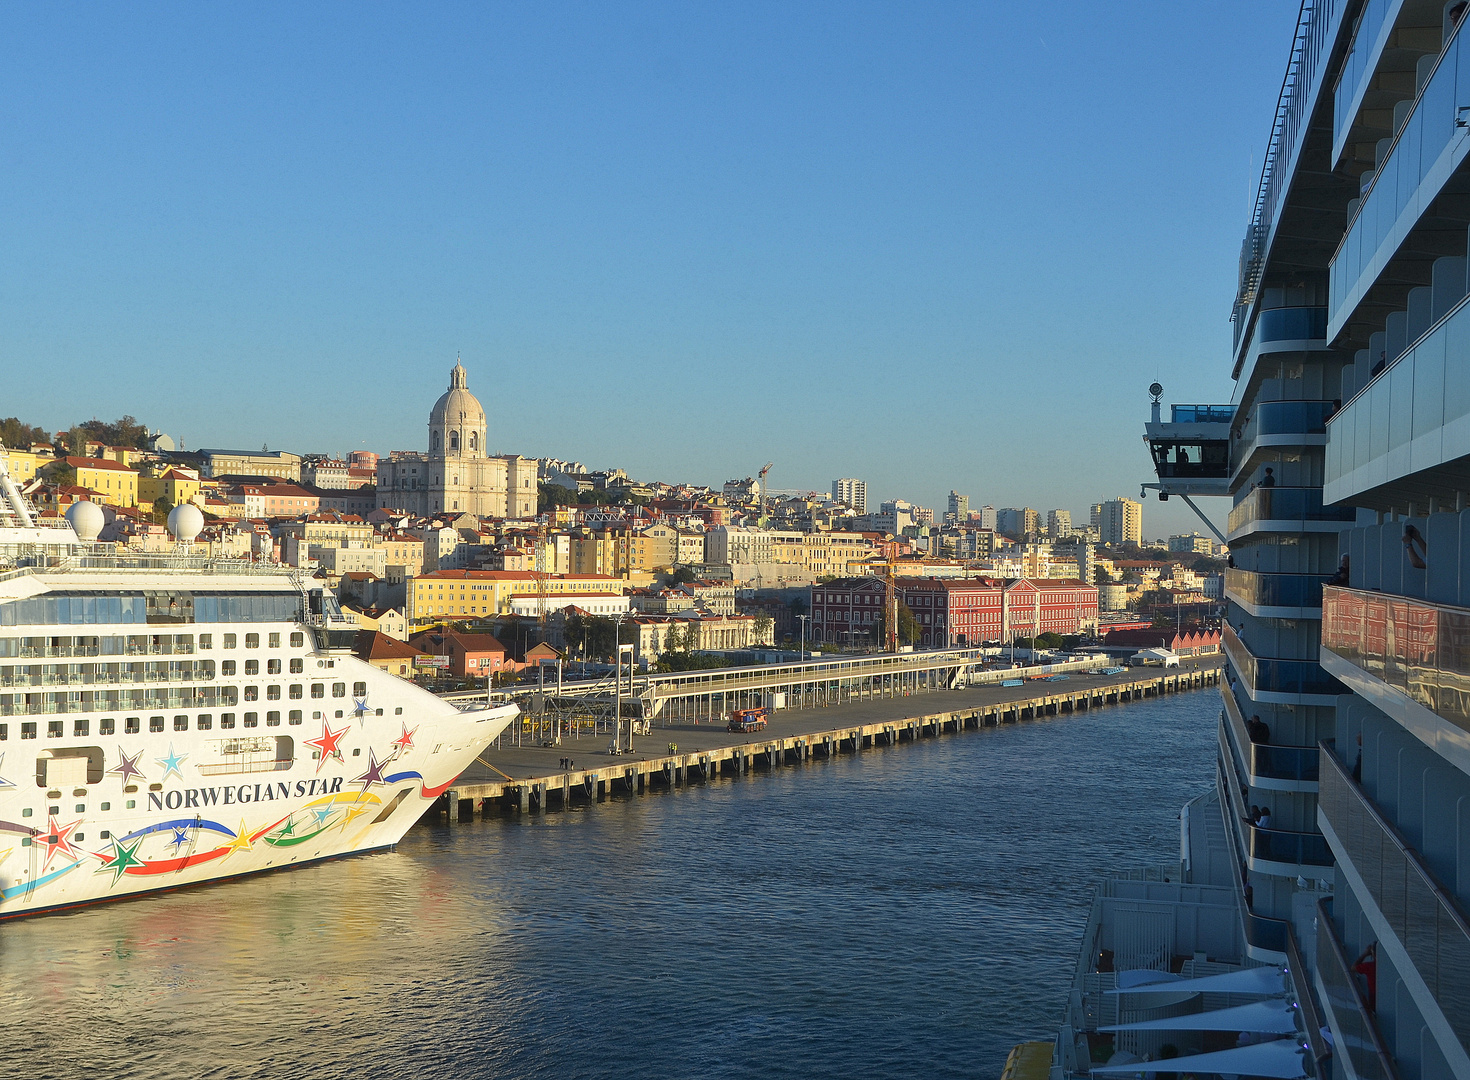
[353,630,424,662]
[64,456,134,472]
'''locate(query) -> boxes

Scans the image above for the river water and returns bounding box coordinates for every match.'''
[2,689,1218,1080]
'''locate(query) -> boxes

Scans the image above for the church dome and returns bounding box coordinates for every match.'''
[428,361,487,458]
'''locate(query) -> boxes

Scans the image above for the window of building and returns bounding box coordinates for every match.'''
[243,712,258,728]
[311,683,324,698]
[73,719,89,737]
[197,714,212,730]
[46,720,62,738]
[125,717,140,734]
[290,631,304,648]
[266,711,280,727]
[268,633,280,649]
[267,659,281,675]
[353,681,366,697]
[174,715,188,731]
[150,717,164,732]
[221,660,236,676]
[199,634,213,650]
[290,658,303,674]
[220,713,235,729]
[244,686,258,701]
[332,683,346,698]
[245,634,259,649]
[245,659,259,675]
[288,710,302,725]
[224,634,237,649]
[267,685,281,701]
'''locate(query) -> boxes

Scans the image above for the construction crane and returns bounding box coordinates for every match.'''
[757,462,773,527]
[869,542,902,653]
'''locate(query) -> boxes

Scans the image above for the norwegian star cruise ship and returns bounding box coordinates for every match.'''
[0,466,517,918]
[1034,5,1470,1080]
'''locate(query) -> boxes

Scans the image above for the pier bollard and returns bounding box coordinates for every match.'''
[445,791,459,825]
[518,786,529,813]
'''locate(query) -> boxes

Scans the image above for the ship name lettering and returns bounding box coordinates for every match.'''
[144,778,340,811]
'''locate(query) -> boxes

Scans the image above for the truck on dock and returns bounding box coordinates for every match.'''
[727,706,769,733]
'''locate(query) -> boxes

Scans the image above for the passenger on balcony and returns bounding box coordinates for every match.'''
[1353,942,1378,1009]
[1402,524,1427,570]
[1352,733,1362,782]
[1259,467,1276,488]
[1256,805,1272,829]
[1249,804,1262,825]
[1247,714,1270,744]
[1327,553,1350,587]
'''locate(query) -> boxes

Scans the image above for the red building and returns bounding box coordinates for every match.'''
[809,576,1099,648]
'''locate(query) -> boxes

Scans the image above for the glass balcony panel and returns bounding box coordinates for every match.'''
[1316,897,1398,1080]
[1225,568,1328,609]
[1170,404,1235,424]
[1259,306,1327,342]
[1228,487,1356,536]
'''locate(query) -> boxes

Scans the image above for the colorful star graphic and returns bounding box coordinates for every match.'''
[31,816,82,871]
[168,826,191,852]
[311,806,335,828]
[352,696,370,718]
[154,744,188,783]
[94,835,146,884]
[0,752,15,791]
[305,721,348,772]
[224,819,254,857]
[108,747,147,787]
[392,723,417,753]
[351,748,388,792]
[338,803,373,828]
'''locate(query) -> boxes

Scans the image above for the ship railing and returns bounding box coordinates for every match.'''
[196,757,294,777]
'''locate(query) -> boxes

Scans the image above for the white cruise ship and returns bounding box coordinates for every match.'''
[0,466,517,918]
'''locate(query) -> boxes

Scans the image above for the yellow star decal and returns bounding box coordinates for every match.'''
[224,819,254,857]
[339,803,373,828]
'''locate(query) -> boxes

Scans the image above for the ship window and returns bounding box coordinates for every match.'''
[220,713,235,729]
[266,711,280,727]
[73,719,89,737]
[47,721,62,738]
[395,707,402,715]
[0,724,6,741]
[100,802,109,811]
[288,710,301,725]
[289,684,302,699]
[197,714,211,730]
[20,808,30,817]
[245,634,259,649]
[99,830,109,839]
[332,683,346,698]
[221,660,236,676]
[245,660,259,675]
[150,717,164,732]
[21,722,35,739]
[244,686,258,701]
[268,633,280,648]
[224,634,236,649]
[74,804,84,813]
[125,717,140,734]
[290,658,303,673]
[125,800,135,809]
[267,685,280,700]
[243,712,258,728]
[199,634,213,650]
[174,715,188,731]
[267,659,281,675]
[353,682,366,696]
[73,832,84,842]
[311,683,324,698]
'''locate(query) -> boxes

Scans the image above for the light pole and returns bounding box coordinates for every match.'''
[796,614,809,661]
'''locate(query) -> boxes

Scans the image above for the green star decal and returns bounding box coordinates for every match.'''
[276,818,296,838]
[95,836,145,884]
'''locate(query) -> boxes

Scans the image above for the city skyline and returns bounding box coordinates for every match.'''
[0,3,1292,534]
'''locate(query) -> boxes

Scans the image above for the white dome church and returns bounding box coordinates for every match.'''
[376,361,537,519]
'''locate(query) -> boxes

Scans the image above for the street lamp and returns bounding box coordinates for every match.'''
[796,614,809,661]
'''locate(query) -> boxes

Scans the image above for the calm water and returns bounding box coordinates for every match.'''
[2,691,1217,1080]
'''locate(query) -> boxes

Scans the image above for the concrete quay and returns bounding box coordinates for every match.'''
[431,658,1222,820]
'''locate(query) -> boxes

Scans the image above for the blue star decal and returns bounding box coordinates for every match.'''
[352,696,370,718]
[311,807,335,828]
[168,826,191,852]
[154,744,188,783]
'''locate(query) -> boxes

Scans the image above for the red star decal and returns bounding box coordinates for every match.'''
[305,721,349,772]
[32,816,82,871]
[392,723,417,753]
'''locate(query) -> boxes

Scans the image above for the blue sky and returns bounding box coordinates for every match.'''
[0,3,1297,538]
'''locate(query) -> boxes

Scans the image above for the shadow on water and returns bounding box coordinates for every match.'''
[0,691,1218,1080]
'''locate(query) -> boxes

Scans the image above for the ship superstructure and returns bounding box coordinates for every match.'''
[0,468,517,918]
[1051,4,1470,1080]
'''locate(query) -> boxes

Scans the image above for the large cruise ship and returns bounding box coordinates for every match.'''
[0,466,518,918]
[1032,5,1470,1080]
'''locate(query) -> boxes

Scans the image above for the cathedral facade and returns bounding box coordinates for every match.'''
[375,362,537,519]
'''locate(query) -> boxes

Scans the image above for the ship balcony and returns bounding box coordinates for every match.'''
[1320,585,1470,738]
[1220,743,1332,875]
[1223,624,1347,704]
[1213,767,1294,961]
[1317,742,1470,1058]
[1144,404,1234,497]
[1231,399,1335,482]
[1225,567,1330,619]
[1221,681,1319,792]
[1315,897,1401,1080]
[1226,486,1356,543]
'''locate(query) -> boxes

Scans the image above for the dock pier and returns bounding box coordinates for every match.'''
[432,662,1221,822]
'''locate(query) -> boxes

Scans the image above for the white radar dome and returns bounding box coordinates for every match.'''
[167,503,205,543]
[65,499,105,541]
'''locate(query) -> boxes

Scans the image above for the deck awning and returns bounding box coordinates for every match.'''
[1100,999,1298,1033]
[1090,1039,1308,1078]
[1107,966,1285,996]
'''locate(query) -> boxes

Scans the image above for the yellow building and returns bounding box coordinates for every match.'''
[137,467,202,511]
[569,533,629,578]
[628,524,678,571]
[408,570,625,626]
[59,456,139,507]
[0,447,51,484]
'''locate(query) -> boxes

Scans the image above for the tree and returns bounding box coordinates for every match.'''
[538,483,580,512]
[0,417,47,449]
[667,565,698,586]
[873,601,920,647]
[73,415,150,450]
[752,612,774,644]
[656,651,732,673]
